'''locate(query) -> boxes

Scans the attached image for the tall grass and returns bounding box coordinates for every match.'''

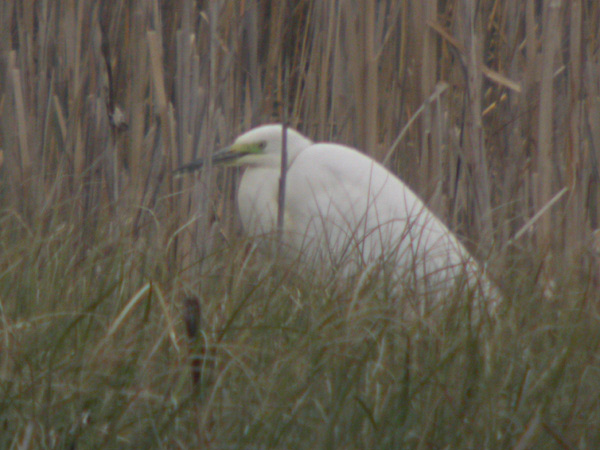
[1,0,600,448]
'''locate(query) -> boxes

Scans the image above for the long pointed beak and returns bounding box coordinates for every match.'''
[174,146,249,174]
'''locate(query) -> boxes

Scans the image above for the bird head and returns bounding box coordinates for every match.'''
[175,124,313,173]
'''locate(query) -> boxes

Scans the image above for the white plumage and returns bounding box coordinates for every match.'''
[178,124,499,307]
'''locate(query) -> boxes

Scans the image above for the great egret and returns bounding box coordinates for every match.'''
[177,124,499,309]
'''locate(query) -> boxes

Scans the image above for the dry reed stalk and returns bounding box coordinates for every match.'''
[265,2,285,111]
[343,7,363,147]
[72,1,86,185]
[129,3,151,210]
[147,31,169,120]
[536,0,562,249]
[420,0,439,201]
[0,2,14,52]
[9,52,31,177]
[521,0,538,248]
[294,5,316,129]
[316,3,335,139]
[364,0,378,158]
[564,0,584,260]
[584,92,600,231]
[173,6,199,268]
[525,0,537,92]
[146,25,172,203]
[277,76,289,241]
[146,25,181,265]
[246,0,262,124]
[458,0,493,244]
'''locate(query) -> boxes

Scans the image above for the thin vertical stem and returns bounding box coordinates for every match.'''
[364,0,377,157]
[536,0,562,248]
[461,0,493,244]
[278,64,290,245]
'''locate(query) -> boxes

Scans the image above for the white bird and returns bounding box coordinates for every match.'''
[177,124,499,310]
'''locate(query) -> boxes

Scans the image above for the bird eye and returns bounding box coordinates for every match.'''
[258,141,267,150]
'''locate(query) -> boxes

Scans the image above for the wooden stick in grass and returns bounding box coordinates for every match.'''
[183,297,203,387]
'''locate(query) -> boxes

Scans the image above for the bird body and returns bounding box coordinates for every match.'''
[178,124,498,306]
